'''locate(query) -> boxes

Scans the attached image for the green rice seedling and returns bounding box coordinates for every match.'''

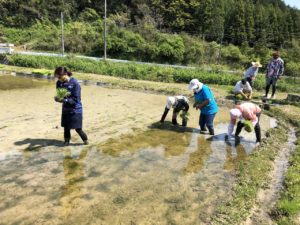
[56,88,70,101]
[179,111,190,121]
[32,69,52,76]
[243,120,253,132]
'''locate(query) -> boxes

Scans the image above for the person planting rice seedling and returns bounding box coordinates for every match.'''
[227,102,262,145]
[188,79,218,135]
[160,96,189,126]
[233,78,253,100]
[54,66,88,146]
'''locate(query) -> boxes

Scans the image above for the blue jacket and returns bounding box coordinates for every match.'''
[56,77,83,114]
[194,85,218,115]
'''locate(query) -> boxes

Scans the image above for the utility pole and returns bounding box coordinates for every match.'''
[103,0,107,60]
[61,11,65,56]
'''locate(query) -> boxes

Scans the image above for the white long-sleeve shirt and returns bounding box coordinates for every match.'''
[233,81,252,93]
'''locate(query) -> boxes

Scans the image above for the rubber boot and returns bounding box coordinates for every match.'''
[160,107,169,123]
[182,119,187,127]
[209,128,214,135]
[172,118,178,125]
[254,123,261,143]
[64,138,70,146]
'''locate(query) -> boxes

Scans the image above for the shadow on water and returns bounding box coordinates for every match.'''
[14,138,64,150]
[14,138,88,150]
[148,121,198,133]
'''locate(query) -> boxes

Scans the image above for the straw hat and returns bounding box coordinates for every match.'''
[251,61,262,68]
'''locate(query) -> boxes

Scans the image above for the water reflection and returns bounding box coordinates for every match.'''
[224,138,247,171]
[183,136,212,173]
[60,148,88,219]
[99,128,192,158]
[0,119,274,224]
[0,75,51,90]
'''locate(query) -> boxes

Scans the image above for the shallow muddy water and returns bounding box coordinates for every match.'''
[0,75,51,90]
[0,75,276,225]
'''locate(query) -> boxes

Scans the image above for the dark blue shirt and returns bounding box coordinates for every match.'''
[56,77,83,114]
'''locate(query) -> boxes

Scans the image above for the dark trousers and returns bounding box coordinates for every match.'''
[199,113,216,132]
[64,128,88,141]
[235,121,261,142]
[265,77,278,97]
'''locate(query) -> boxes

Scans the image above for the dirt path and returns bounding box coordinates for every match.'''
[243,128,297,225]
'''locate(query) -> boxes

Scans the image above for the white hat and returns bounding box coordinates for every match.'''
[166,96,176,109]
[251,61,262,68]
[188,79,203,91]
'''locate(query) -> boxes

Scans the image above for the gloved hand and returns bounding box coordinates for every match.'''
[54,96,63,103]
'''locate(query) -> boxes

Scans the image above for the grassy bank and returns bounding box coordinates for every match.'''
[5,54,300,93]
[211,106,300,225]
[273,144,300,225]
[0,64,232,97]
[271,107,300,225]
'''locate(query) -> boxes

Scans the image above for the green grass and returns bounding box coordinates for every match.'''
[32,68,52,76]
[211,121,289,225]
[272,142,300,225]
[211,106,300,225]
[6,54,300,93]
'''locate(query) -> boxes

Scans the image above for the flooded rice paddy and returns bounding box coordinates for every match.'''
[0,75,276,225]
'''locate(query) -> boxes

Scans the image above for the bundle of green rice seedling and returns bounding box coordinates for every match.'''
[56,88,70,101]
[32,69,52,76]
[243,120,253,132]
[179,111,190,121]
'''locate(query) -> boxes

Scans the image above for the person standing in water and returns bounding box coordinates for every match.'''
[54,66,88,146]
[188,79,218,135]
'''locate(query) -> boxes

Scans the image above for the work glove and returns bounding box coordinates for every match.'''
[54,96,63,103]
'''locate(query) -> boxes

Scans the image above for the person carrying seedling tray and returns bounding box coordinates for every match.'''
[227,102,261,145]
[54,66,88,146]
[160,96,190,126]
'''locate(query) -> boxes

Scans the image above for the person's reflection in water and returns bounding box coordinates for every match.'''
[60,147,88,219]
[224,139,247,171]
[184,136,213,173]
[100,130,191,158]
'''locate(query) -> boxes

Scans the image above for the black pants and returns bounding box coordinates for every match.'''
[246,77,253,88]
[64,128,88,141]
[235,121,261,143]
[265,84,276,97]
